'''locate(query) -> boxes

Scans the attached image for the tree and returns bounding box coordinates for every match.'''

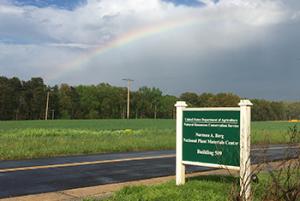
[135,87,162,118]
[58,84,81,119]
[251,99,275,121]
[198,93,214,107]
[270,101,286,120]
[76,85,100,118]
[286,102,300,120]
[158,95,178,119]
[0,75,296,121]
[179,92,199,107]
[19,77,47,120]
[0,76,22,120]
[211,93,240,107]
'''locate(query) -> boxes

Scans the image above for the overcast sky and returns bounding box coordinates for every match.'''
[1,0,300,100]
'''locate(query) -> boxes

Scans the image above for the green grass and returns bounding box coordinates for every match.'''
[0,119,174,130]
[251,121,300,144]
[0,128,174,160]
[102,176,234,201]
[0,120,299,160]
[83,174,285,201]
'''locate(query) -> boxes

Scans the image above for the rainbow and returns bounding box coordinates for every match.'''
[54,13,202,78]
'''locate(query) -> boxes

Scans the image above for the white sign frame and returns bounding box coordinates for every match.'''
[175,100,253,201]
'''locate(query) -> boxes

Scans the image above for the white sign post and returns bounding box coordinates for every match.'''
[175,101,187,185]
[175,100,253,201]
[239,100,253,201]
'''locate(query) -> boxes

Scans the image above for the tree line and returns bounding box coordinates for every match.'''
[1,76,300,121]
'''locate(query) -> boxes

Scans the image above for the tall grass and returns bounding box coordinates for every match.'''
[0,120,299,160]
[0,128,174,160]
[0,119,175,130]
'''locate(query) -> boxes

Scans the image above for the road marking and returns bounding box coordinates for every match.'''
[0,146,299,173]
[0,154,175,173]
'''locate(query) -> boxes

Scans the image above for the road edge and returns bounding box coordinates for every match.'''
[2,159,295,201]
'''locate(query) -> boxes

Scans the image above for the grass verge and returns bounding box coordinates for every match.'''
[83,173,297,201]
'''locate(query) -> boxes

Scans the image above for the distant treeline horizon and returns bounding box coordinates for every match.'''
[1,76,300,121]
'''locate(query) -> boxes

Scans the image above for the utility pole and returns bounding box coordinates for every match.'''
[122,79,134,119]
[45,91,50,120]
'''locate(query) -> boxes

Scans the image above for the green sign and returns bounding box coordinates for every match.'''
[182,110,240,167]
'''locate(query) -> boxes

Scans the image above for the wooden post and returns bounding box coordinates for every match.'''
[126,81,130,119]
[45,92,50,120]
[175,101,187,185]
[123,79,133,119]
[239,100,253,201]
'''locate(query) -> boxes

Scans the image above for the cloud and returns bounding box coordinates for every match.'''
[0,0,300,100]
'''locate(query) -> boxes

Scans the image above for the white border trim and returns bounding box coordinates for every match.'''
[183,107,240,111]
[182,161,240,171]
[175,101,187,185]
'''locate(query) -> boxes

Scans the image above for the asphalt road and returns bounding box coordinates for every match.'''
[0,145,299,199]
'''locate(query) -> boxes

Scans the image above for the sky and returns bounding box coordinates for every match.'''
[0,0,300,100]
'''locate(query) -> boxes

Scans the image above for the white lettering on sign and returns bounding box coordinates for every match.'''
[195,133,210,138]
[208,139,225,145]
[215,133,224,139]
[183,138,197,143]
[225,140,239,146]
[197,139,207,143]
[184,118,238,124]
[197,149,214,156]
[215,151,223,156]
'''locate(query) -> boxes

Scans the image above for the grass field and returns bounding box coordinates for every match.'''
[84,172,297,201]
[0,120,299,160]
